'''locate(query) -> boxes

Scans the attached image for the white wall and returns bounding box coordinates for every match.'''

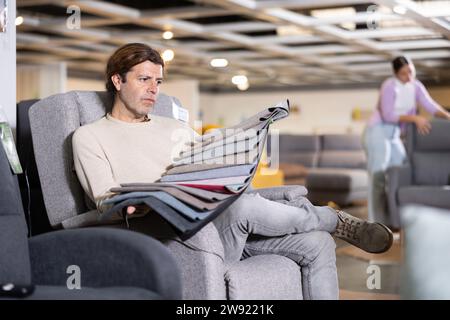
[200,88,380,135]
[161,79,199,127]
[0,0,16,129]
[17,63,67,102]
[67,77,105,92]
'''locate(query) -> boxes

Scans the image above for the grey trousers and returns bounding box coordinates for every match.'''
[213,193,339,300]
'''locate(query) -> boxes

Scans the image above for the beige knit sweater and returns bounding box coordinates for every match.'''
[72,113,195,212]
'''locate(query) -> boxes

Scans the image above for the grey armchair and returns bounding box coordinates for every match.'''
[386,118,450,229]
[0,134,182,300]
[28,91,306,299]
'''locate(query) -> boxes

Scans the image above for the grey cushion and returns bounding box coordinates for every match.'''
[280,153,317,168]
[279,134,320,152]
[306,168,368,191]
[412,152,450,185]
[398,186,450,209]
[276,135,320,167]
[318,151,366,169]
[406,118,450,152]
[321,134,363,151]
[401,205,450,299]
[225,255,302,300]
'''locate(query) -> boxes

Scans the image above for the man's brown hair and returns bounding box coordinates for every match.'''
[105,43,165,95]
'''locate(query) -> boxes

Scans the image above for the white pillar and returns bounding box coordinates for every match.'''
[0,0,16,129]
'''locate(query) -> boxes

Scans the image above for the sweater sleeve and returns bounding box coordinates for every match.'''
[378,79,400,123]
[72,126,120,213]
[415,80,440,115]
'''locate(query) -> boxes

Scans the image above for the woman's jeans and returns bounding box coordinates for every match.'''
[363,124,407,225]
[213,193,339,300]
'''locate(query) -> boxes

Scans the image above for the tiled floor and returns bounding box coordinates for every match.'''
[335,205,402,300]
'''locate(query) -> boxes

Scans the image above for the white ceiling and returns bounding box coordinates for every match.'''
[16,0,450,92]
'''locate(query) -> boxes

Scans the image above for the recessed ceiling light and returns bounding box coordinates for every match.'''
[162,31,173,40]
[231,75,248,86]
[15,16,24,26]
[237,82,250,91]
[162,49,175,62]
[210,58,228,68]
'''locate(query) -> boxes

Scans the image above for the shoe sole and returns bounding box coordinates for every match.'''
[369,222,394,254]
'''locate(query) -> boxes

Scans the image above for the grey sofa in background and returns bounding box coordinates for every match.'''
[272,133,368,206]
[386,119,450,229]
[27,90,308,300]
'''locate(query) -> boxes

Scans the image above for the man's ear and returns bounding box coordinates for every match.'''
[111,74,122,91]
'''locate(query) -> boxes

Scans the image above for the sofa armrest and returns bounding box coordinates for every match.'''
[385,164,412,228]
[28,228,182,299]
[246,185,308,201]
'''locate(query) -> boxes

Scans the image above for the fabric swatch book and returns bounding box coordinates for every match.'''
[100,100,290,240]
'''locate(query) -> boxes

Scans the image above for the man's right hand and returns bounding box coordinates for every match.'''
[414,115,431,135]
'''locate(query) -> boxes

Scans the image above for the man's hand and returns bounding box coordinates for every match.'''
[414,115,431,135]
[126,205,150,215]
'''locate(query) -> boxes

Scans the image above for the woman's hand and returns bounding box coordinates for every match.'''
[414,115,431,135]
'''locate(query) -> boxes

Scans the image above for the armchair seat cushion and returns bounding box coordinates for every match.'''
[398,186,450,209]
[225,255,302,300]
[306,168,368,192]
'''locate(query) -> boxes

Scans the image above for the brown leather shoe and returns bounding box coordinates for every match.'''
[334,210,393,254]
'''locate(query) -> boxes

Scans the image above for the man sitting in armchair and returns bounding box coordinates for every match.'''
[72,43,393,300]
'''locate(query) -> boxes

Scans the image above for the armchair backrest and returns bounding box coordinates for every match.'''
[405,119,450,185]
[0,139,32,285]
[29,90,181,228]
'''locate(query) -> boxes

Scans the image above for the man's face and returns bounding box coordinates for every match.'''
[113,60,163,118]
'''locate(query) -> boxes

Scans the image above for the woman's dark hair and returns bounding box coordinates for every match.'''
[105,43,164,95]
[392,56,411,74]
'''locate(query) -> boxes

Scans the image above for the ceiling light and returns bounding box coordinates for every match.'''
[231,75,248,86]
[276,25,311,36]
[393,5,407,15]
[210,58,228,68]
[162,49,174,62]
[311,7,356,18]
[15,16,24,26]
[162,31,173,40]
[237,82,250,91]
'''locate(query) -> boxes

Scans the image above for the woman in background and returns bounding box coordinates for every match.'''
[364,56,450,229]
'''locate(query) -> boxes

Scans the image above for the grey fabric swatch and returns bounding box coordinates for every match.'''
[164,163,240,175]
[169,175,251,186]
[174,131,266,164]
[109,186,226,211]
[180,125,266,158]
[117,183,232,201]
[160,164,256,182]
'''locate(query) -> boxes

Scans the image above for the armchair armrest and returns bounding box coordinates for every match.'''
[246,185,308,201]
[28,228,182,299]
[163,222,227,299]
[385,164,412,228]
